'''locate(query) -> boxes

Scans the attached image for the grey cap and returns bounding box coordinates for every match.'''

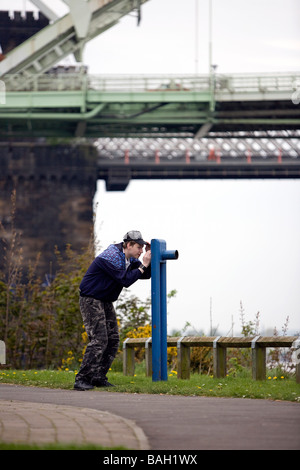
[123,230,146,246]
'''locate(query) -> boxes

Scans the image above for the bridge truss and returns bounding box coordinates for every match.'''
[0,0,148,81]
[94,131,300,190]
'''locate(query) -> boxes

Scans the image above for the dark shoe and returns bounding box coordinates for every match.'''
[92,378,115,387]
[74,380,94,391]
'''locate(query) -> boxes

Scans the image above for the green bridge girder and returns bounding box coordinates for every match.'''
[0,72,299,139]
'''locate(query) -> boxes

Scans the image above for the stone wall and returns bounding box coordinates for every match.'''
[0,10,49,55]
[0,143,98,280]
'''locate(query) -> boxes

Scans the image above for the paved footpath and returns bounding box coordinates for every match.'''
[0,384,300,450]
[0,398,149,450]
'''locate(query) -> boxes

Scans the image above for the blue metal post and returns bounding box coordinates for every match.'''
[151,239,161,382]
[151,239,178,381]
[160,257,168,381]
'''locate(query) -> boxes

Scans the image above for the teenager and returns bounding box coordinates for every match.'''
[74,231,151,391]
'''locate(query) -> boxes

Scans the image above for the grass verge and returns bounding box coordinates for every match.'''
[1,367,299,402]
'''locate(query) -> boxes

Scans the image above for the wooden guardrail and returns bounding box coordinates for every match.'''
[123,336,300,382]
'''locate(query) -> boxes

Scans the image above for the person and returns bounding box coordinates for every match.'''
[74,230,151,391]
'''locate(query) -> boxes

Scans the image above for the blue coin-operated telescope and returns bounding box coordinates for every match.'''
[151,239,179,381]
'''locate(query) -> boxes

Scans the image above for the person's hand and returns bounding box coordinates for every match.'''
[142,250,151,267]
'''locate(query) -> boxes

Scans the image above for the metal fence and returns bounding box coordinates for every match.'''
[3,72,299,94]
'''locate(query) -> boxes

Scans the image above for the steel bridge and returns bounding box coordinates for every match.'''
[0,0,299,190]
[1,68,300,188]
[1,71,300,139]
[94,130,300,190]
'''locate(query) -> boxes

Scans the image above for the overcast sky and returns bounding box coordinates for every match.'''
[7,0,300,334]
[88,0,300,335]
[84,0,300,75]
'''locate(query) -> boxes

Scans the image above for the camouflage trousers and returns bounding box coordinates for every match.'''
[75,296,119,384]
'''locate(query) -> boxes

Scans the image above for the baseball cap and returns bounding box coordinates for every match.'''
[123,230,146,246]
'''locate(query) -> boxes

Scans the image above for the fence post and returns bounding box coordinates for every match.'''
[0,341,5,365]
[145,338,152,377]
[251,336,266,380]
[213,336,226,378]
[123,339,135,376]
[177,336,190,379]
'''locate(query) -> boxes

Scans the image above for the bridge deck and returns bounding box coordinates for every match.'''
[1,72,299,138]
[99,159,300,190]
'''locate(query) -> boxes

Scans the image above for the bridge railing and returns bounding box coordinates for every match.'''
[88,75,210,92]
[4,72,86,92]
[3,72,299,94]
[216,73,299,93]
[3,73,209,92]
[97,149,299,161]
[123,335,300,382]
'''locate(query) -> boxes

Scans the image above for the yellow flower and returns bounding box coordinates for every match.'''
[81,331,88,343]
[126,324,152,339]
[268,376,271,380]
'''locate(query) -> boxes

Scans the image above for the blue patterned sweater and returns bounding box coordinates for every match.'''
[79,243,151,301]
